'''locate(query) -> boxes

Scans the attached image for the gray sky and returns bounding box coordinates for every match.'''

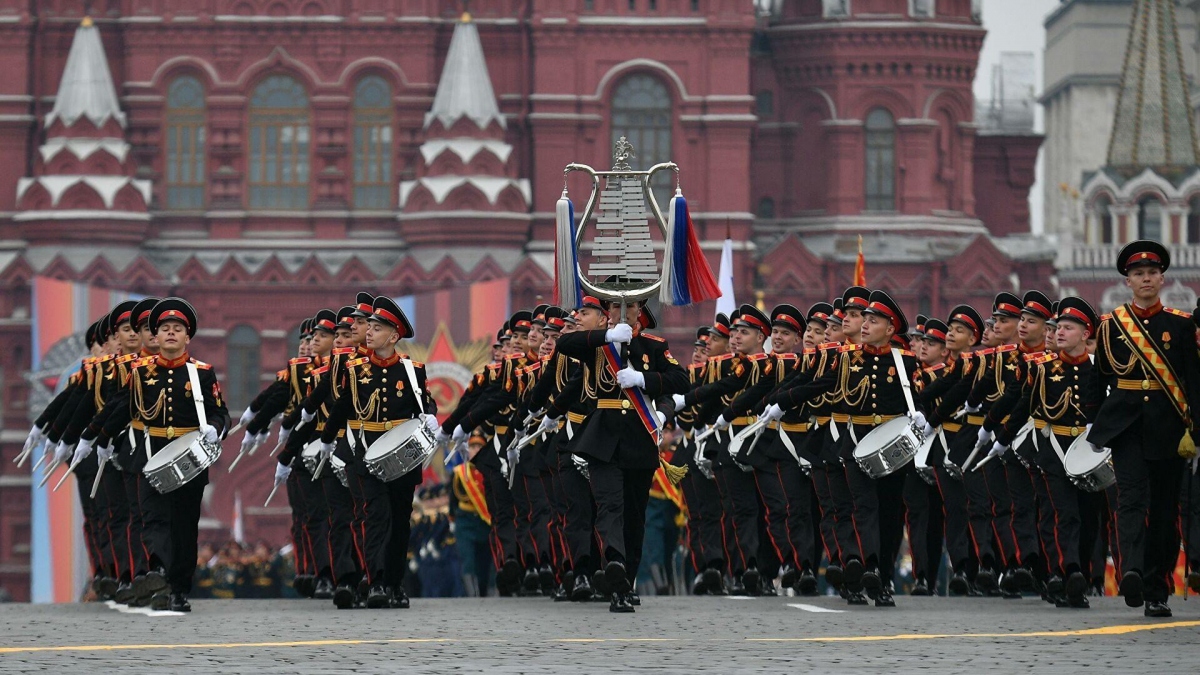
[973,0,1063,234]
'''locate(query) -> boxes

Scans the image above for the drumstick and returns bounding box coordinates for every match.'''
[90,458,108,500]
[226,449,247,473]
[31,451,48,473]
[37,458,63,489]
[264,481,281,507]
[13,445,32,468]
[312,453,328,481]
[223,422,245,440]
[52,457,82,492]
[971,452,997,472]
[269,436,287,457]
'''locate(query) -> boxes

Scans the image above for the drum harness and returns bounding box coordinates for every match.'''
[140,361,209,462]
[847,349,918,446]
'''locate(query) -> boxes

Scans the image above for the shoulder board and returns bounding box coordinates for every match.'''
[976,347,996,356]
[639,332,665,342]
[710,353,735,362]
[188,359,212,370]
[776,353,798,359]
[924,363,946,373]
[838,344,862,353]
[526,362,543,374]
[541,354,553,363]
[688,362,705,371]
[996,344,1018,353]
[83,356,97,366]
[1032,352,1057,365]
[289,357,312,365]
[898,349,914,357]
[97,354,116,363]
[276,369,288,379]
[505,353,524,361]
[347,357,369,368]
[748,353,771,361]
[115,353,138,365]
[1165,307,1192,319]
[818,342,841,350]
[486,363,501,371]
[802,349,816,356]
[135,356,156,367]
[1100,313,1112,322]
[332,347,356,355]
[312,365,330,375]
[1022,351,1046,362]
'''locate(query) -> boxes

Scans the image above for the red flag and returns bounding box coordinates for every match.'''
[854,234,866,287]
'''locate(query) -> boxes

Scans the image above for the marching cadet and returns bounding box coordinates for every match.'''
[79,298,230,612]
[1090,240,1200,618]
[905,317,949,595]
[318,296,436,610]
[991,296,1100,608]
[554,294,688,613]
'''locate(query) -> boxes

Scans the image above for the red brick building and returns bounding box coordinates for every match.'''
[0,0,1046,599]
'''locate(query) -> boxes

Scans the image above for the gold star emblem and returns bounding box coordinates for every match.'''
[1005,363,1018,372]
[849,364,863,372]
[144,378,157,386]
[359,376,371,385]
[1049,375,1064,383]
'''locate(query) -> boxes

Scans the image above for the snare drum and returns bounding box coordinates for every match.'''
[852,417,921,478]
[300,441,350,488]
[143,431,221,494]
[363,418,436,482]
[1063,435,1115,492]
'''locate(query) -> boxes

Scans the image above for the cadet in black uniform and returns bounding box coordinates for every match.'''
[1090,241,1200,618]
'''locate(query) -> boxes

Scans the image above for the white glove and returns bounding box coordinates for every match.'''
[451,425,467,443]
[976,427,992,448]
[714,415,731,430]
[923,423,935,439]
[97,443,114,463]
[763,404,785,422]
[201,424,219,444]
[278,426,292,447]
[274,461,292,485]
[253,431,270,449]
[964,402,981,415]
[318,441,336,460]
[24,425,45,452]
[239,408,255,427]
[538,416,559,435]
[54,441,72,465]
[616,367,645,389]
[72,439,94,466]
[655,410,667,427]
[239,433,257,456]
[908,411,927,430]
[988,441,1008,458]
[435,428,450,444]
[300,408,316,425]
[422,414,440,435]
[506,448,519,470]
[605,323,633,344]
[673,394,686,412]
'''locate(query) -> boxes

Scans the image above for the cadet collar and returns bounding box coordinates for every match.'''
[1059,350,1089,366]
[862,344,890,356]
[1131,300,1163,319]
[311,353,327,367]
[370,351,401,368]
[1018,341,1041,355]
[139,348,159,358]
[157,353,189,369]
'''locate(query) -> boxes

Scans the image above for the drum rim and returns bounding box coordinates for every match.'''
[363,418,426,460]
[143,430,202,471]
[853,417,915,457]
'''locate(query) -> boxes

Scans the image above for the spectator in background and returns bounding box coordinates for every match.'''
[450,431,495,597]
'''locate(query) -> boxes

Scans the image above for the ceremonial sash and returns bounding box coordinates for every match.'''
[1112,304,1190,427]
[652,464,685,511]
[600,341,659,435]
[455,463,491,526]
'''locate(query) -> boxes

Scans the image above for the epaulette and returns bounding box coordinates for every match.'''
[997,344,1018,353]
[1165,307,1192,319]
[924,363,946,373]
[115,353,138,365]
[505,353,525,361]
[1030,352,1057,365]
[688,362,705,371]
[818,342,841,350]
[897,349,914,357]
[1023,351,1047,362]
[640,333,665,342]
[347,357,369,368]
[83,356,97,366]
[312,365,329,375]
[710,353,736,362]
[1100,313,1112,322]
[776,353,798,359]
[486,362,501,371]
[802,348,816,356]
[541,354,553,363]
[332,347,356,355]
[838,343,862,353]
[976,347,996,356]
[276,369,288,379]
[189,358,212,370]
[97,354,116,363]
[748,353,771,361]
[289,357,312,365]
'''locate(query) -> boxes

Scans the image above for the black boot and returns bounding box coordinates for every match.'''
[825,563,844,589]
[1144,600,1172,618]
[742,567,762,596]
[780,564,797,589]
[572,573,594,602]
[390,587,410,609]
[910,577,931,596]
[96,576,118,600]
[314,577,334,600]
[948,571,969,596]
[1188,569,1200,593]
[1065,571,1087,603]
[1119,570,1144,608]
[975,567,998,593]
[604,560,629,594]
[874,588,895,607]
[135,568,168,599]
[522,567,541,595]
[115,582,135,605]
[690,573,709,596]
[860,567,882,598]
[592,569,610,597]
[845,590,869,605]
[169,593,191,613]
[539,565,556,596]
[366,584,390,609]
[702,568,725,595]
[795,568,819,596]
[333,583,356,609]
[149,591,170,611]
[628,592,641,606]
[609,592,635,613]
[843,559,863,588]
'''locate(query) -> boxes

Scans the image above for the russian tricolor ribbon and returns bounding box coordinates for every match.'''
[600,341,659,436]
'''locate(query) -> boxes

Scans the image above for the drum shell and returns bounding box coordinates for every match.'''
[1063,436,1115,493]
[852,418,920,478]
[142,431,221,494]
[363,419,436,482]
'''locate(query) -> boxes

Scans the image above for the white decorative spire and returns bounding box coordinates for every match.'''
[424,14,505,130]
[45,17,126,129]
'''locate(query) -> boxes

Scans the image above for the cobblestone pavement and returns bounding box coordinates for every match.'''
[1,595,1198,674]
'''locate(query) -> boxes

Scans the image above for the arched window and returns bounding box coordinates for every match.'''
[165,76,206,209]
[1096,195,1114,244]
[1188,196,1200,244]
[226,325,261,411]
[611,74,673,207]
[757,197,775,219]
[353,76,393,209]
[865,108,896,211]
[1138,195,1163,242]
[249,75,310,209]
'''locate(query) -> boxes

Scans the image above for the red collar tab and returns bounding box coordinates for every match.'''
[1131,301,1163,319]
[370,352,401,368]
[156,353,190,368]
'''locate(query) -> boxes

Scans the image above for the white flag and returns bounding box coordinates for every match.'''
[715,238,736,317]
[233,491,244,544]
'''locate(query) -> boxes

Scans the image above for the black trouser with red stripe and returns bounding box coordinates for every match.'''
[586,457,655,581]
[1033,453,1082,578]
[139,471,205,594]
[286,472,310,577]
[713,463,760,575]
[122,467,149,579]
[680,467,726,572]
[754,460,815,571]
[347,464,420,589]
[557,452,595,573]
[320,469,359,586]
[511,454,553,569]
[1003,447,1042,571]
[75,469,104,577]
[474,457,520,569]
[904,469,945,583]
[92,466,130,580]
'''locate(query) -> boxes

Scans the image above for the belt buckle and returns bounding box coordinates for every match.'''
[166,426,175,440]
[385,420,394,431]
[873,414,882,425]
[621,399,631,409]
[1070,426,1080,437]
[1141,380,1150,390]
